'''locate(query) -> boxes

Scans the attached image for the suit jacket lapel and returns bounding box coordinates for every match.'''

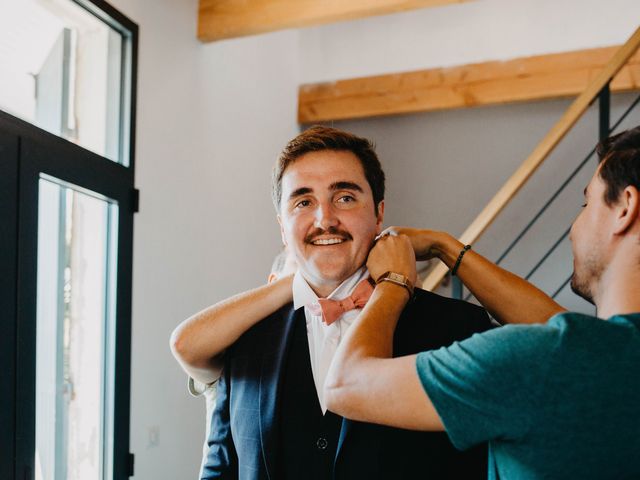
[335,417,353,467]
[259,305,300,479]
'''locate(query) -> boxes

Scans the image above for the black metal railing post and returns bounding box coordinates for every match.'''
[598,83,611,144]
[451,275,463,300]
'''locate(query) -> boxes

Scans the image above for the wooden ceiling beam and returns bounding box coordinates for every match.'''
[298,46,640,124]
[198,0,470,42]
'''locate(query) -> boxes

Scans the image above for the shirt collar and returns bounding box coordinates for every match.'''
[293,267,369,310]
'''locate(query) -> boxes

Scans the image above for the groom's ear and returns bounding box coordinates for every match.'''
[277,214,288,247]
[375,201,385,234]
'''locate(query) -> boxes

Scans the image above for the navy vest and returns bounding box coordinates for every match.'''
[272,307,488,480]
[277,310,343,480]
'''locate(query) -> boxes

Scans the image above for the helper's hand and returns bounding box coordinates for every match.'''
[378,227,445,261]
[367,234,417,285]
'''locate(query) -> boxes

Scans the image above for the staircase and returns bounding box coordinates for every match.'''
[423,26,640,316]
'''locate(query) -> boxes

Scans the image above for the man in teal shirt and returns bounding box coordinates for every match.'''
[324,126,640,479]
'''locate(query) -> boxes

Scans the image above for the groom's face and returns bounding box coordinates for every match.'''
[277,150,384,293]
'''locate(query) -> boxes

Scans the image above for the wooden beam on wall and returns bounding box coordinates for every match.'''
[198,0,470,42]
[298,46,640,124]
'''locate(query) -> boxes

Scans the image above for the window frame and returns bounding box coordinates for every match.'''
[0,1,138,479]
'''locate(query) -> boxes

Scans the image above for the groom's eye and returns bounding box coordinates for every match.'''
[336,195,355,204]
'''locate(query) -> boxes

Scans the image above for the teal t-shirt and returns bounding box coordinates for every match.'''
[416,312,640,480]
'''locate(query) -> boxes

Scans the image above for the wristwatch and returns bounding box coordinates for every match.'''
[375,271,414,297]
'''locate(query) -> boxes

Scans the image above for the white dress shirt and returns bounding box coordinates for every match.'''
[292,267,369,414]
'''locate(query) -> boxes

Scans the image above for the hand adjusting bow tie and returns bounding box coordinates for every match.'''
[308,278,374,326]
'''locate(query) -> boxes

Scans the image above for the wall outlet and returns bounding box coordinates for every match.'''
[148,426,160,448]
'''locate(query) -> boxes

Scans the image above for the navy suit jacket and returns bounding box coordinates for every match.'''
[202,288,493,480]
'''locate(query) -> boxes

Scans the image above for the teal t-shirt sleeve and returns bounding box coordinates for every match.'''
[416,324,557,451]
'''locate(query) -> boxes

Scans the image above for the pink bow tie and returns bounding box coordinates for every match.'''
[308,278,374,326]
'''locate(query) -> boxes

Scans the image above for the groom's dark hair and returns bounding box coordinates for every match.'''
[271,125,386,215]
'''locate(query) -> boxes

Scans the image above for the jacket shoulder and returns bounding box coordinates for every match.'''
[411,287,488,317]
[394,288,493,354]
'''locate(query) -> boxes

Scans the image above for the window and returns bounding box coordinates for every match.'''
[0,2,138,480]
[35,179,118,480]
[0,0,134,164]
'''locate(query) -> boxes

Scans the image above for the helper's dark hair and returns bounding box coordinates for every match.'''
[271,126,385,215]
[596,125,640,205]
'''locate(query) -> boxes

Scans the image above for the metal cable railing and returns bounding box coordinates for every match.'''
[460,91,640,302]
[425,26,640,294]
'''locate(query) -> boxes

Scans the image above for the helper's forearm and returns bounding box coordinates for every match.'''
[325,283,407,415]
[325,283,443,430]
[434,233,565,324]
[170,275,293,383]
[340,282,407,359]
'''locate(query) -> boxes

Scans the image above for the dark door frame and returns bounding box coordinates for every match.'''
[0,1,138,478]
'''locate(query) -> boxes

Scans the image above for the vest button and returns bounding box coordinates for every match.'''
[316,437,328,451]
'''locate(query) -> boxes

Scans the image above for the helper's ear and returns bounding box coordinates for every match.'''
[613,185,640,235]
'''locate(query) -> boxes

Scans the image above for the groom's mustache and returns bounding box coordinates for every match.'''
[304,227,353,244]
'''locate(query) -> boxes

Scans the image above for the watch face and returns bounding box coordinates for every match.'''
[388,272,404,282]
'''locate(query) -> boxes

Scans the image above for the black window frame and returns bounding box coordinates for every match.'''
[0,1,138,479]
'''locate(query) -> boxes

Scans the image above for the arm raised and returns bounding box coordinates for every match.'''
[382,227,565,325]
[170,274,293,384]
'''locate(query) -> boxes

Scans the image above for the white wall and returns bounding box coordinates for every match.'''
[109,1,299,478]
[104,0,639,478]
[299,0,640,83]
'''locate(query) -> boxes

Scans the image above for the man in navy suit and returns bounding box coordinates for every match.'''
[200,126,493,479]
